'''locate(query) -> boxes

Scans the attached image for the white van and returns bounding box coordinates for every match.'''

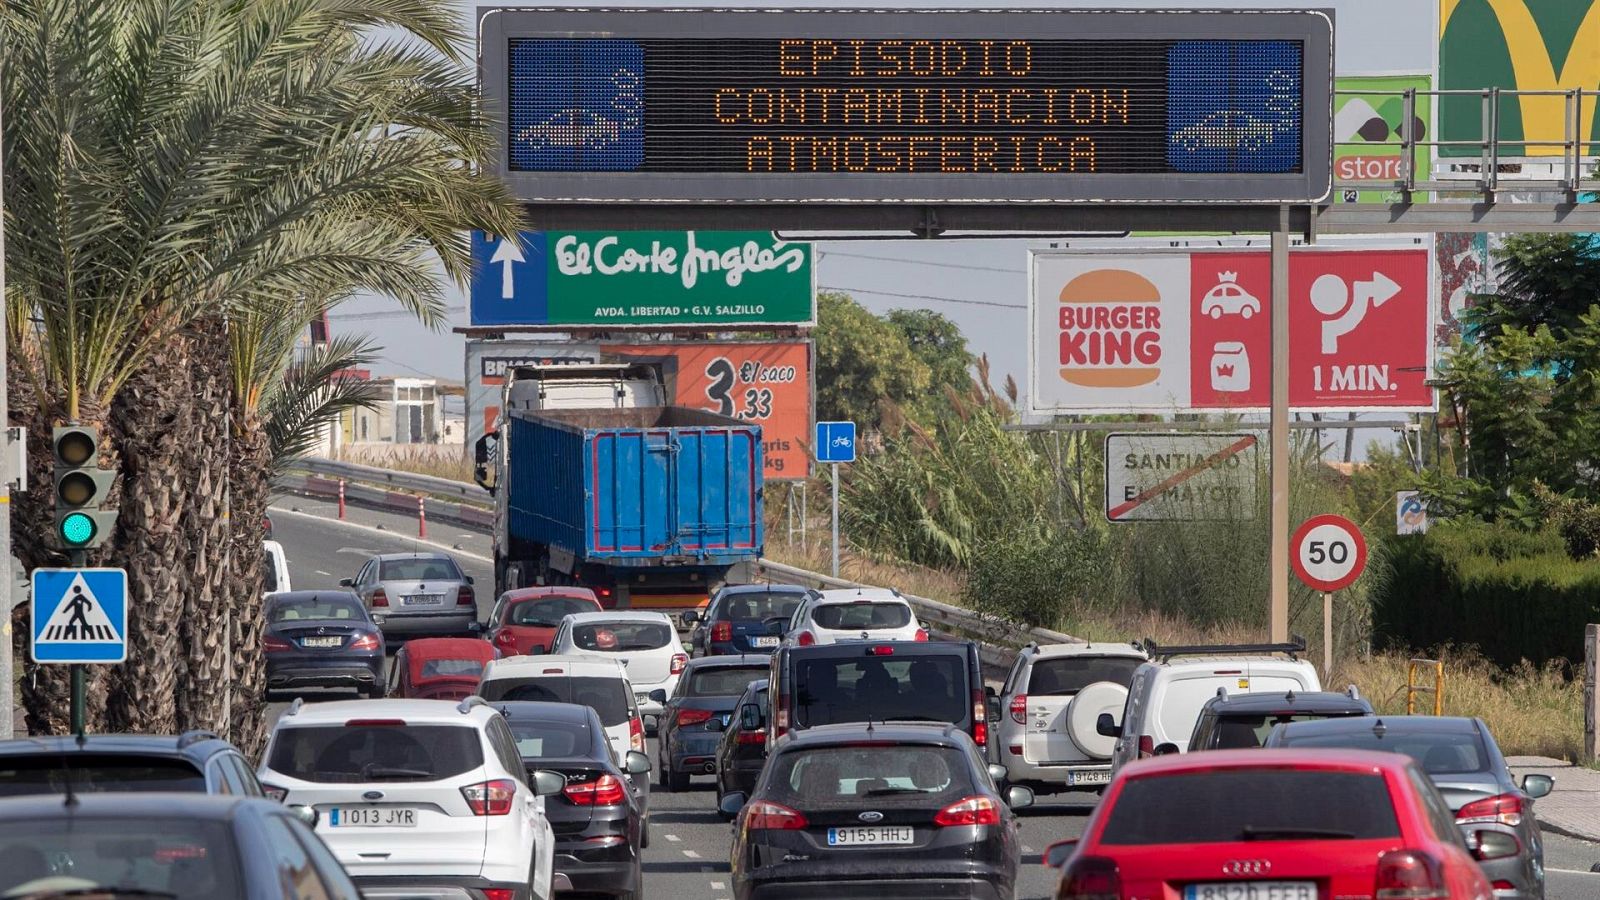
[1104,638,1321,777]
[263,540,291,596]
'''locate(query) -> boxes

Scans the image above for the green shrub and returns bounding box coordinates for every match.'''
[1372,519,1600,667]
[963,528,1112,629]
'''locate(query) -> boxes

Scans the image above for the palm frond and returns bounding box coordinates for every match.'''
[262,333,381,476]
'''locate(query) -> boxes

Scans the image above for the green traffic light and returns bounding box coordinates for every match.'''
[59,511,95,546]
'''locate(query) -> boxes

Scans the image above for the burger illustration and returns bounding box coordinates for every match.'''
[1057,268,1165,387]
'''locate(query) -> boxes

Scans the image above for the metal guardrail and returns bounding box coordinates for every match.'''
[277,459,1081,672]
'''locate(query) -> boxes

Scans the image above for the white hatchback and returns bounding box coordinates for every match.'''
[785,587,928,647]
[549,611,686,721]
[258,697,562,900]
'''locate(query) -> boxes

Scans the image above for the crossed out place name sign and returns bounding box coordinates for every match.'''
[31,568,129,664]
[1290,514,1367,593]
[815,421,856,464]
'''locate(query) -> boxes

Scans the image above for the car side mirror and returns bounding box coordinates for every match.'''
[718,791,747,822]
[1043,838,1078,869]
[338,578,354,588]
[467,621,484,634]
[708,717,728,732]
[648,689,668,704]
[465,576,475,585]
[988,764,1008,784]
[625,751,652,775]
[1096,713,1122,738]
[764,617,788,636]
[1005,784,1034,811]
[1522,773,1554,799]
[290,805,319,828]
[1153,742,1179,756]
[740,704,762,731]
[681,610,701,626]
[531,770,566,797]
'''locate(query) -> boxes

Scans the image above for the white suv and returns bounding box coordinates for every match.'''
[990,641,1147,794]
[785,588,927,647]
[549,612,685,722]
[1104,638,1322,778]
[259,697,562,900]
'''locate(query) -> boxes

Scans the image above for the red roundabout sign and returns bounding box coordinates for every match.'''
[1290,514,1368,592]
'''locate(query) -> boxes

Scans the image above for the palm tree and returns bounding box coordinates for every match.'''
[3,0,522,734]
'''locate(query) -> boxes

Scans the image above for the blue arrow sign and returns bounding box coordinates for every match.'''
[31,568,128,664]
[470,231,548,326]
[815,421,857,464]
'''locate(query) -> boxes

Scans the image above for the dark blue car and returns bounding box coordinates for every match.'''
[685,584,809,657]
[655,655,770,791]
[262,590,385,699]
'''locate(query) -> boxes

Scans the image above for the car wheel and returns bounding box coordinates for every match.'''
[640,816,650,849]
[613,858,643,900]
[668,770,691,792]
[658,757,674,792]
[366,681,386,699]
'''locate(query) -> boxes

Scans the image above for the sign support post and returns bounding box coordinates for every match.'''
[1270,206,1291,643]
[68,548,85,738]
[831,464,840,579]
[1322,591,1333,677]
[814,422,857,580]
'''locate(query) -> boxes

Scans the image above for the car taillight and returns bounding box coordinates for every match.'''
[263,634,293,653]
[482,890,515,900]
[677,708,715,728]
[671,653,688,675]
[630,716,645,753]
[1058,856,1121,900]
[371,588,388,608]
[934,795,1000,827]
[457,586,474,606]
[745,800,807,830]
[261,784,288,802]
[461,778,517,816]
[494,629,518,649]
[972,690,988,748]
[1375,850,1448,900]
[564,774,626,806]
[869,645,895,656]
[350,633,380,651]
[914,628,929,641]
[1457,792,1524,827]
[1010,694,1028,725]
[737,730,767,746]
[712,621,733,642]
[797,630,815,647]
[1137,735,1154,758]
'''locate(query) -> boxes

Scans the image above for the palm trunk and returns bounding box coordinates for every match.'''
[179,318,232,734]
[227,417,271,753]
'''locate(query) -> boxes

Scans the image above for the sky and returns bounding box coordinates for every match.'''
[332,0,1438,450]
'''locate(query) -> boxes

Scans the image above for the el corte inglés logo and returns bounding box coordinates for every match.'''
[1056,269,1164,388]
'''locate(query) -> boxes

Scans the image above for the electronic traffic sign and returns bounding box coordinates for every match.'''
[480,8,1334,205]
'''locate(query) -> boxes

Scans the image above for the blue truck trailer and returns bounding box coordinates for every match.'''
[477,385,764,614]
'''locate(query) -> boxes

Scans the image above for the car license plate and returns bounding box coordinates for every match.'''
[1184,882,1315,900]
[827,826,914,846]
[1068,769,1111,786]
[750,636,780,648]
[329,807,416,828]
[405,594,443,606]
[300,636,341,649]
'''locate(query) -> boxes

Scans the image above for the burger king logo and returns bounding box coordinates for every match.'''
[1057,269,1165,387]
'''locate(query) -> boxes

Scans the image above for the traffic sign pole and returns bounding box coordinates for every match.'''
[69,549,86,738]
[1269,206,1291,644]
[831,462,840,579]
[1323,591,1333,677]
[814,422,856,579]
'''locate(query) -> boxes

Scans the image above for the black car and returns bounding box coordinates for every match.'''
[262,590,386,699]
[720,722,1033,900]
[685,584,810,656]
[769,640,987,752]
[0,731,268,799]
[655,655,770,791]
[498,700,653,899]
[715,678,769,804]
[0,793,358,899]
[1187,685,1373,750]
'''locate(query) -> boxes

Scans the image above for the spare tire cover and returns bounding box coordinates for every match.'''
[1065,681,1130,759]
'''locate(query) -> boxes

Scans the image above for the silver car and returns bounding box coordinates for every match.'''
[341,552,476,637]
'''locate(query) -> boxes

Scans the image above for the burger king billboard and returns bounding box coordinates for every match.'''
[1029,246,1435,414]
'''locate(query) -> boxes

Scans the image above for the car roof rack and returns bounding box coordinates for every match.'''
[283,697,305,717]
[1139,635,1307,662]
[457,696,491,715]
[1345,684,1362,700]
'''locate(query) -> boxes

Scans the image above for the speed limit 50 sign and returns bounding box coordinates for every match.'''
[1291,514,1368,592]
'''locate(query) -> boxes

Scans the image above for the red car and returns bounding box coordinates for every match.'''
[481,587,603,656]
[1050,749,1496,900]
[387,637,498,700]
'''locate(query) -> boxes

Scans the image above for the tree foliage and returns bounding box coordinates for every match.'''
[1465,234,1600,340]
[813,292,931,433]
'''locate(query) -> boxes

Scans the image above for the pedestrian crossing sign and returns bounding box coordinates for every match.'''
[31,568,128,664]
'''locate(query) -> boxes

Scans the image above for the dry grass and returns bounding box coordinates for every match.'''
[335,446,475,484]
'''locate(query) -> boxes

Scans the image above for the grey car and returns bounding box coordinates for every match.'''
[1266,715,1552,900]
[341,551,476,638]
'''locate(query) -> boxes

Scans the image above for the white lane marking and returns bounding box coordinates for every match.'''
[710,882,726,890]
[664,834,682,843]
[1549,868,1600,875]
[1023,845,1036,854]
[314,570,331,576]
[336,547,373,557]
[272,506,492,562]
[682,849,702,859]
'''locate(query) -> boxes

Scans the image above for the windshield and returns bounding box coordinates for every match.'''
[266,724,484,783]
[1101,769,1400,845]
[0,817,243,899]
[0,756,204,798]
[794,656,966,729]
[267,596,365,623]
[812,603,912,630]
[716,591,805,622]
[510,597,597,628]
[767,745,972,806]
[686,666,768,698]
[572,621,673,652]
[1208,713,1363,750]
[1275,726,1490,775]
[506,719,589,759]
[379,558,461,582]
[479,676,632,727]
[1026,657,1142,696]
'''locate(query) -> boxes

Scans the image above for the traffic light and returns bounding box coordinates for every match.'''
[52,426,117,551]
